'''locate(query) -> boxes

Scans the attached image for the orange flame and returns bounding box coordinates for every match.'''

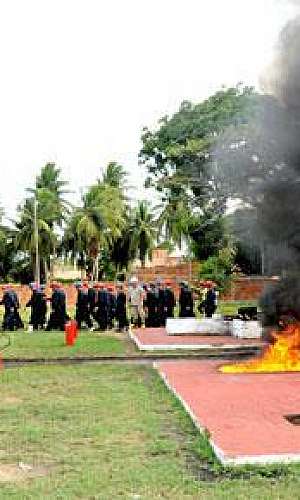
[221,323,300,373]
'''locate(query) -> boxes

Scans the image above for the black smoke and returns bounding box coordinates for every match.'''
[216,13,300,324]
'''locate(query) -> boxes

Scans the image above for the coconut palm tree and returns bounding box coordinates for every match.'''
[14,197,56,280]
[68,182,126,280]
[28,162,71,227]
[157,192,191,249]
[102,162,127,190]
[130,201,157,267]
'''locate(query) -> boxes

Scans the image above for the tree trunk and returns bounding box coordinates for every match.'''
[44,259,49,284]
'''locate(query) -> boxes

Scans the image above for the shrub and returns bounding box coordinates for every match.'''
[199,247,236,292]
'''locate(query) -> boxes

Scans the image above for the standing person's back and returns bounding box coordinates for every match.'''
[204,286,217,318]
[75,283,93,329]
[164,282,176,319]
[46,284,68,331]
[107,287,116,329]
[1,287,18,331]
[157,282,167,327]
[116,284,128,332]
[144,284,158,327]
[95,285,109,330]
[179,283,194,318]
[88,284,97,319]
[27,284,47,330]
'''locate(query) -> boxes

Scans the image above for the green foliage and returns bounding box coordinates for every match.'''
[63,163,128,279]
[102,161,127,190]
[190,214,228,260]
[140,85,256,256]
[199,247,236,292]
[129,201,157,267]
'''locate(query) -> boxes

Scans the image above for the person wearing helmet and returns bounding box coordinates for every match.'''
[203,282,218,318]
[179,282,195,318]
[26,283,47,331]
[0,285,23,331]
[164,281,176,319]
[94,284,109,331]
[46,283,68,331]
[144,283,158,327]
[75,282,93,330]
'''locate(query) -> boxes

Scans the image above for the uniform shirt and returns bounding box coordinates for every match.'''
[128,287,144,306]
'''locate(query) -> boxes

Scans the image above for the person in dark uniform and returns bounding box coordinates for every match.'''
[46,283,68,331]
[164,281,176,319]
[144,283,158,327]
[204,283,217,318]
[179,282,195,318]
[88,282,97,321]
[107,286,116,330]
[157,281,167,327]
[26,283,47,330]
[0,285,23,331]
[75,282,93,330]
[94,284,109,331]
[10,287,24,329]
[115,284,128,332]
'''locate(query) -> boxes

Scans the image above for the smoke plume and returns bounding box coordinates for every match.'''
[216,12,300,323]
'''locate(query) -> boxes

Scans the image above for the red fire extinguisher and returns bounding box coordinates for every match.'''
[65,320,78,346]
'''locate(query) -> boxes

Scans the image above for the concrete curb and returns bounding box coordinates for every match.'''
[129,329,262,353]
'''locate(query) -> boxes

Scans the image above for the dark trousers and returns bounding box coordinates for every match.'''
[205,305,217,318]
[116,310,128,330]
[46,310,67,331]
[146,307,157,327]
[95,308,108,330]
[76,307,93,329]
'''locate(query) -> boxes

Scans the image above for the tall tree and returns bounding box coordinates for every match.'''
[14,197,56,280]
[102,162,127,190]
[28,162,70,227]
[140,85,256,257]
[130,201,157,267]
[67,182,126,279]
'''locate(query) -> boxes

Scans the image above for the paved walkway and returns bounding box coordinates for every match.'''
[131,328,265,351]
[156,360,300,465]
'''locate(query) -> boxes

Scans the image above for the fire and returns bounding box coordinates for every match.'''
[221,323,300,373]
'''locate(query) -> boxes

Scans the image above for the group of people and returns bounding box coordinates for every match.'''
[0,278,218,332]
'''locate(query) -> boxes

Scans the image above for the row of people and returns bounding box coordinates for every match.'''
[0,279,218,331]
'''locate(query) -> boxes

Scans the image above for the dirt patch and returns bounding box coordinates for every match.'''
[2,396,22,405]
[0,463,50,482]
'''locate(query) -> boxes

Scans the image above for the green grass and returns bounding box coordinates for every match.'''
[1,330,130,359]
[0,301,258,360]
[218,300,258,316]
[0,364,299,499]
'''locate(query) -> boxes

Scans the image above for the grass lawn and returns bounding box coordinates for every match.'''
[0,301,258,360]
[0,363,299,499]
[1,330,132,359]
[218,300,258,316]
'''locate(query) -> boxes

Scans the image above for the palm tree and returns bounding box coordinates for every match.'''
[28,162,71,227]
[130,201,157,267]
[102,162,127,190]
[157,192,191,249]
[70,182,126,280]
[14,198,56,281]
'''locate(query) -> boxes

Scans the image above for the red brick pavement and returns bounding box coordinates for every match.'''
[131,328,265,350]
[156,360,300,464]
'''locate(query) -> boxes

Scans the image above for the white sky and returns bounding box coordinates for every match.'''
[0,0,297,220]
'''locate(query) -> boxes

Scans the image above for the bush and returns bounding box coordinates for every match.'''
[199,247,236,292]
